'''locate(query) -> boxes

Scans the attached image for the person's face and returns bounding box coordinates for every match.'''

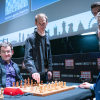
[91,6,100,16]
[35,17,48,33]
[0,46,13,63]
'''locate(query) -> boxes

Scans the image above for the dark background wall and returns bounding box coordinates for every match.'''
[12,34,99,58]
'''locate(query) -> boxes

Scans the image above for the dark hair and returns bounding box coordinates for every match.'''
[0,42,13,52]
[91,2,100,10]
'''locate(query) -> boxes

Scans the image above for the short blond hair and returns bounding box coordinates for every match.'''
[35,13,48,22]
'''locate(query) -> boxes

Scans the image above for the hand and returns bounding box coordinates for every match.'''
[32,73,40,83]
[78,82,91,89]
[47,71,52,80]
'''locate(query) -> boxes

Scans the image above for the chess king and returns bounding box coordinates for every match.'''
[24,13,53,83]
[0,42,23,87]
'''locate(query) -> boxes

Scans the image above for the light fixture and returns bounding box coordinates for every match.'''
[81,32,96,35]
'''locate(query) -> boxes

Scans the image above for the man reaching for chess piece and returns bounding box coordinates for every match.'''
[24,13,53,83]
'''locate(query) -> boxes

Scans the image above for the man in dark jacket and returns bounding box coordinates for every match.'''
[0,42,23,87]
[92,2,100,51]
[79,2,100,100]
[24,13,52,83]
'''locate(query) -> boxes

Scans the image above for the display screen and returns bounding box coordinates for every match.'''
[0,0,29,24]
[31,0,59,11]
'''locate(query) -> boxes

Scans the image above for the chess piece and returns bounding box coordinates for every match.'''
[44,84,47,92]
[37,83,40,87]
[55,79,57,83]
[20,80,23,88]
[58,81,61,89]
[34,82,37,86]
[0,88,4,99]
[31,80,33,87]
[16,81,19,87]
[41,81,43,85]
[61,81,63,88]
[12,82,15,87]
[56,83,59,90]
[27,77,30,87]
[24,79,27,88]
[40,85,43,93]
[64,82,66,87]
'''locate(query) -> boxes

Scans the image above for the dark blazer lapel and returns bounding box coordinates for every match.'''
[13,63,19,76]
[0,62,6,86]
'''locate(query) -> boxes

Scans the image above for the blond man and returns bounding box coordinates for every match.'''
[24,13,52,83]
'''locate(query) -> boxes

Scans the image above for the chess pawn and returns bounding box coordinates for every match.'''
[31,80,33,87]
[35,86,38,92]
[44,85,46,92]
[34,82,37,86]
[55,79,57,82]
[16,81,19,87]
[27,77,30,87]
[24,79,27,88]
[61,81,63,88]
[64,82,66,87]
[51,82,54,90]
[56,83,59,90]
[24,82,26,88]
[58,81,61,89]
[12,82,15,87]
[55,81,58,89]
[54,83,56,89]
[41,81,43,85]
[55,80,57,84]
[20,80,23,88]
[44,84,47,92]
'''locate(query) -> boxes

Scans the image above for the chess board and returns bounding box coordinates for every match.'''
[5,0,28,15]
[12,83,75,97]
[22,85,75,97]
[10,78,75,97]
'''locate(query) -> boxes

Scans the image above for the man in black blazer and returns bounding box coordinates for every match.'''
[0,42,23,88]
[92,2,100,51]
[79,2,100,100]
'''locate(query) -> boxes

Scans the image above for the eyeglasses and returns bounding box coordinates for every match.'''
[1,51,11,54]
[37,23,47,27]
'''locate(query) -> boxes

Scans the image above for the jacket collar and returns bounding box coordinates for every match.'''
[34,28,50,45]
[1,59,14,66]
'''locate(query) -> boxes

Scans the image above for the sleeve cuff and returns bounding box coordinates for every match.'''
[90,84,94,90]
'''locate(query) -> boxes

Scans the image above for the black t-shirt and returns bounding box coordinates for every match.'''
[37,33,47,68]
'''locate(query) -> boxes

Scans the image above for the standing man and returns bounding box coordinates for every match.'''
[92,2,100,50]
[24,13,52,83]
[79,2,100,100]
[0,42,23,87]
